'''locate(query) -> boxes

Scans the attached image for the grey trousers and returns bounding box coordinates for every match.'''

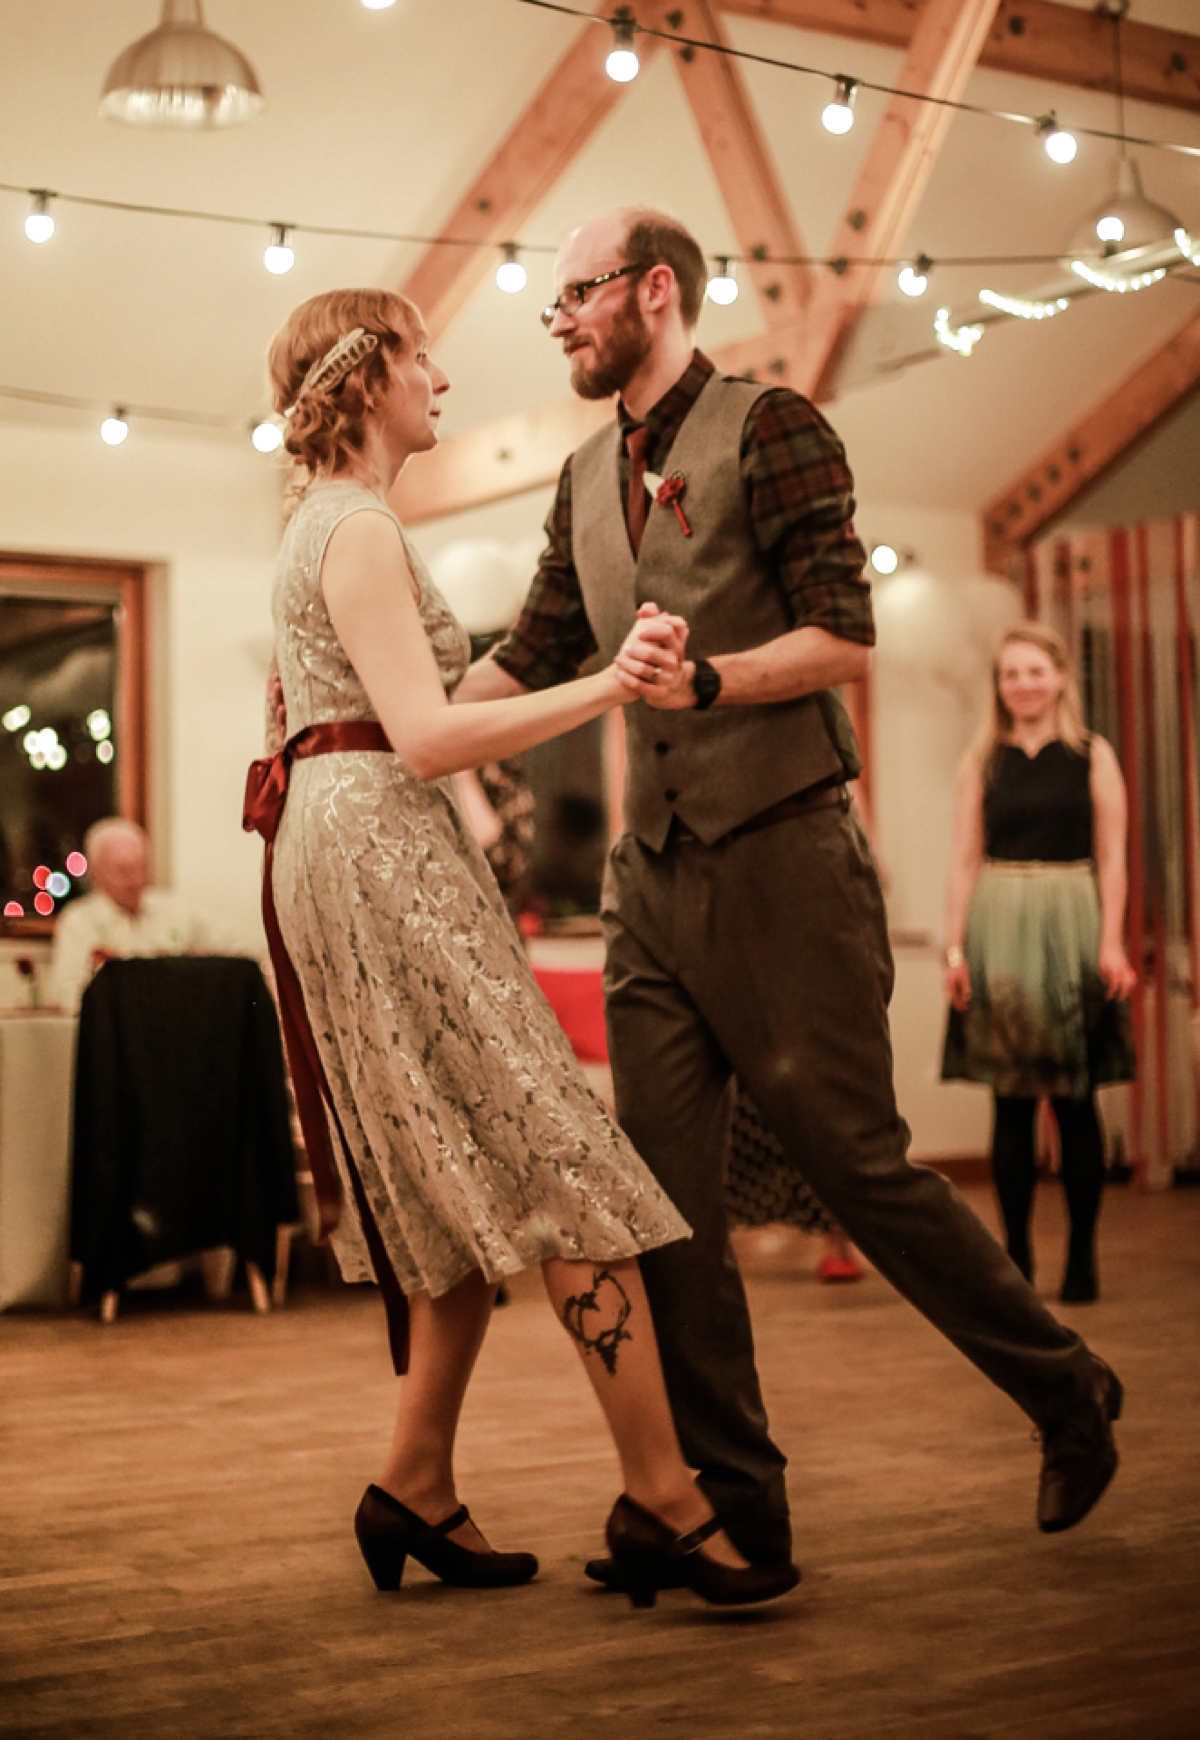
[601,800,1100,1563]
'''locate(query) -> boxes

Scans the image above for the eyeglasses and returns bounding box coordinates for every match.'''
[540,263,647,329]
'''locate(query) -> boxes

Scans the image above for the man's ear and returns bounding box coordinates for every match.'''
[642,263,677,314]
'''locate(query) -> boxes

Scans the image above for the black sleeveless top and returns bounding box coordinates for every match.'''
[983,740,1094,862]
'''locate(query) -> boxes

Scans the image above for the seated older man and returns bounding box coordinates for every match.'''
[48,818,211,1013]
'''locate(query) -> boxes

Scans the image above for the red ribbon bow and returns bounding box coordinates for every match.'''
[654,472,692,537]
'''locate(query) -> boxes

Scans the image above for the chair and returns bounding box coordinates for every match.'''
[69,956,299,1323]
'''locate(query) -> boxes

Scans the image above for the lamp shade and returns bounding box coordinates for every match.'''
[100,0,263,128]
[1064,159,1181,263]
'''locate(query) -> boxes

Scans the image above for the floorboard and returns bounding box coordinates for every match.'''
[2,1183,1198,1740]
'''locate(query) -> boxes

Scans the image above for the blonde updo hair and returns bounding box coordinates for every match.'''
[267,288,421,484]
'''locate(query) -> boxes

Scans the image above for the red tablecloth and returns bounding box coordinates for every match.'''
[531,964,608,1063]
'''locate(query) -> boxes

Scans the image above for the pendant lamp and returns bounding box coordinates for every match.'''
[99,0,263,128]
[1062,159,1183,293]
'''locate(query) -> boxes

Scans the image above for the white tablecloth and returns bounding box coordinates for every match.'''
[0,1013,76,1309]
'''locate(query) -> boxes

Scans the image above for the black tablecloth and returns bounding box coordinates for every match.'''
[70,956,299,1301]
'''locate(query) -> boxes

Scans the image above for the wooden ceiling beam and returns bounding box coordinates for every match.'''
[981,306,1200,574]
[398,4,668,346]
[664,0,815,323]
[788,0,1002,404]
[718,0,1200,117]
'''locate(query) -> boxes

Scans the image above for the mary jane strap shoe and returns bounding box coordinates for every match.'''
[354,1484,539,1591]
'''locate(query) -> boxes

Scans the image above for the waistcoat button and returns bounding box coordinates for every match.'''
[655,741,670,755]
[664,788,678,803]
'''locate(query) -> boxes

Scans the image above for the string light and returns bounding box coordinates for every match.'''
[821,76,856,136]
[1038,115,1078,165]
[1069,259,1167,293]
[263,224,295,274]
[870,545,899,576]
[897,255,931,298]
[605,13,639,83]
[978,289,1070,320]
[24,191,55,244]
[705,258,738,305]
[511,0,1200,164]
[495,243,528,294]
[251,420,283,453]
[100,408,129,445]
[1096,214,1125,244]
[934,307,984,357]
[1175,227,1200,265]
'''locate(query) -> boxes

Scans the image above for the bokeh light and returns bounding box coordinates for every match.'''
[32,865,51,890]
[46,872,70,898]
[33,892,54,916]
[66,851,87,876]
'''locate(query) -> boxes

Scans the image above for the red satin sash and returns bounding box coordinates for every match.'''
[243,721,410,1373]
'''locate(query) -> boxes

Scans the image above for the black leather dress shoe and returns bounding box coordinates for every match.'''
[1037,1359,1123,1534]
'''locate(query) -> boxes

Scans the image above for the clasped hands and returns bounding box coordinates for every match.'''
[612,602,697,710]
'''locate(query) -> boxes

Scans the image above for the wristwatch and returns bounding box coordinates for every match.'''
[692,658,722,711]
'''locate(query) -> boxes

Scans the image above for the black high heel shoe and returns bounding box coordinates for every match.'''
[354,1485,538,1591]
[605,1495,800,1610]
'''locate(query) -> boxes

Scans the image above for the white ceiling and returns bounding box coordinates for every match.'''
[1,0,1199,514]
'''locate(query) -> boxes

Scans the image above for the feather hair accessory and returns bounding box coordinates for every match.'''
[285,327,380,417]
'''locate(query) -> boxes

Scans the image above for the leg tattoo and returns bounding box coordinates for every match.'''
[561,1268,633,1375]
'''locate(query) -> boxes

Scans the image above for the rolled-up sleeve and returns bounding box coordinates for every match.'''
[742,391,874,647]
[491,459,599,692]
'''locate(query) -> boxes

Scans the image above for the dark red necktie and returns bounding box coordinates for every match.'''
[626,424,650,556]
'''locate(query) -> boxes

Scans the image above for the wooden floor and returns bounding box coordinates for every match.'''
[3,1182,1199,1740]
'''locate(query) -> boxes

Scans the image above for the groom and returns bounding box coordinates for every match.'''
[458,208,1122,1571]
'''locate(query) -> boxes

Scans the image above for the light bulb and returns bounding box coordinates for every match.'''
[264,225,295,274]
[606,17,639,82]
[252,421,283,453]
[897,264,928,298]
[24,192,55,244]
[360,0,397,8]
[821,77,856,136]
[706,259,738,305]
[870,544,899,576]
[1038,116,1077,165]
[1096,214,1125,244]
[100,410,129,446]
[495,246,527,294]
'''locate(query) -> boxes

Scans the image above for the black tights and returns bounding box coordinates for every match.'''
[991,1094,1106,1284]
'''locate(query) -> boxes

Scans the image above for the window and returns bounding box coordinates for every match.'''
[0,554,148,935]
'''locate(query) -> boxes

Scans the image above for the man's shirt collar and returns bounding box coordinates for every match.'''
[617,349,715,451]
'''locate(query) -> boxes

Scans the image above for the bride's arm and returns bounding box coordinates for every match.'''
[321,511,674,780]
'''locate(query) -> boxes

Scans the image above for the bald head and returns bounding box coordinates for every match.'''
[556,210,707,329]
[85,818,149,916]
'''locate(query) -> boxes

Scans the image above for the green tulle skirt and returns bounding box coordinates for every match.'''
[941,861,1136,1099]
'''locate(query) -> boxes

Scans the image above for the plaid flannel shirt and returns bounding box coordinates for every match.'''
[491,350,873,691]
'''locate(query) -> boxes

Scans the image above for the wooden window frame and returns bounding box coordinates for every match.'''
[0,551,150,939]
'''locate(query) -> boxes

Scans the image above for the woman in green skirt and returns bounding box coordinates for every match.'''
[941,623,1136,1302]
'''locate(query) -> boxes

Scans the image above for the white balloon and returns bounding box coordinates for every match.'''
[872,570,970,679]
[427,540,531,635]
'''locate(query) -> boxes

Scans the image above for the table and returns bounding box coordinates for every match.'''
[528,936,608,1064]
[0,1013,76,1309]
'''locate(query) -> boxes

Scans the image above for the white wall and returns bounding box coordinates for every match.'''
[0,419,282,950]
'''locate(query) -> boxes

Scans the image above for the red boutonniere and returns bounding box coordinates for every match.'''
[647,470,692,537]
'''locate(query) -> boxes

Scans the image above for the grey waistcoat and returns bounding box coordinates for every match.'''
[571,371,860,851]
